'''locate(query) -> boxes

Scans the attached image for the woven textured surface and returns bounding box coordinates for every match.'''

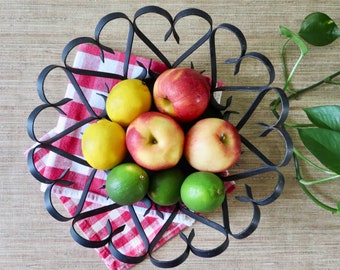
[3,1,340,269]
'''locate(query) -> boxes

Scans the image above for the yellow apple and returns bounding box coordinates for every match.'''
[184,118,241,172]
[126,111,185,171]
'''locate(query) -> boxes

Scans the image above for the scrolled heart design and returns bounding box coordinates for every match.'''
[133,6,213,68]
[26,64,105,184]
[234,86,292,168]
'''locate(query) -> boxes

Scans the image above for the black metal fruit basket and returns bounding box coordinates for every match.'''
[26,6,293,268]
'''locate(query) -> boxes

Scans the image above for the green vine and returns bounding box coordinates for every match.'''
[270,12,340,214]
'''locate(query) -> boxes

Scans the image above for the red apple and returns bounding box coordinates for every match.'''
[153,67,211,123]
[184,118,241,172]
[126,111,185,171]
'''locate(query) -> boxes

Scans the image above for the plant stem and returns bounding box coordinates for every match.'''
[299,174,340,186]
[280,38,290,85]
[293,147,335,175]
[283,122,315,128]
[293,153,339,214]
[283,52,305,93]
[288,70,340,100]
[298,181,339,214]
[270,70,340,115]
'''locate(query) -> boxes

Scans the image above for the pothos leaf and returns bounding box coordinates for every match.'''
[279,26,308,55]
[298,12,340,46]
[298,127,340,174]
[303,105,340,132]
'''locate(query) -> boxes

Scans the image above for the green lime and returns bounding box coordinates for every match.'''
[105,163,149,205]
[148,167,185,206]
[180,171,225,213]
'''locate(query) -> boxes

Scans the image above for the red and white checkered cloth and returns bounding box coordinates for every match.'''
[29,44,236,269]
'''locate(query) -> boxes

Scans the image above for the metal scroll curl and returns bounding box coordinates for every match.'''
[26,6,293,268]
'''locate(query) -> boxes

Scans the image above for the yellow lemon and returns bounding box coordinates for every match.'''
[81,119,126,170]
[106,79,152,127]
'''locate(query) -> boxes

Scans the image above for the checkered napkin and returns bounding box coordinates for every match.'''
[29,44,236,270]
